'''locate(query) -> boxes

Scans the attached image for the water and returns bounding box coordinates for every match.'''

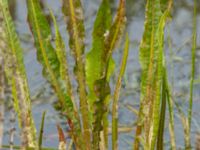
[2,0,200,149]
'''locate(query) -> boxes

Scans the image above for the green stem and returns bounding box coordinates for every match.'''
[187,0,197,148]
[157,68,167,150]
[112,34,129,150]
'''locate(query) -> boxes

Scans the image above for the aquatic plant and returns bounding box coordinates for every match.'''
[0,0,198,149]
[0,6,5,148]
[133,0,173,149]
[0,0,37,148]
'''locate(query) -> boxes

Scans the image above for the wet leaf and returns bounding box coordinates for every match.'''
[86,0,112,115]
[134,0,173,149]
[26,0,82,148]
[0,0,37,148]
[62,0,91,149]
[89,0,126,149]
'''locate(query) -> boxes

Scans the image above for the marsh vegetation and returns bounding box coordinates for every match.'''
[0,0,199,149]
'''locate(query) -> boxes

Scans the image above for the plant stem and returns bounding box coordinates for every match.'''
[0,56,4,148]
[187,0,197,148]
[157,68,167,150]
[112,34,129,150]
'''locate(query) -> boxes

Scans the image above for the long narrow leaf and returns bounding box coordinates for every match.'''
[166,75,176,149]
[38,111,46,150]
[86,0,112,121]
[91,0,126,149]
[112,34,129,150]
[0,0,37,148]
[49,9,77,111]
[186,0,197,148]
[26,0,82,148]
[85,0,112,148]
[134,0,172,149]
[134,0,163,148]
[62,1,91,148]
[0,9,6,148]
[156,68,167,150]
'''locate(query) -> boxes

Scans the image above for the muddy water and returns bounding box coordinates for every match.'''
[2,0,200,149]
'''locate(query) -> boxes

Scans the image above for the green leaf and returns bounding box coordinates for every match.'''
[103,0,126,62]
[187,0,197,148]
[0,11,5,147]
[156,68,167,150]
[134,0,172,149]
[89,0,126,149]
[38,111,46,150]
[26,0,82,148]
[165,67,176,150]
[62,0,91,149]
[86,0,112,115]
[0,0,37,148]
[112,34,129,150]
[85,1,113,146]
[49,9,77,111]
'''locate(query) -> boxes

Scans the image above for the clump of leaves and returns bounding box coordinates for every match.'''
[133,0,173,149]
[26,0,127,149]
[1,0,128,149]
[1,0,197,149]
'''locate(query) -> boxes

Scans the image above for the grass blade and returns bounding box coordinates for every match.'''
[91,0,126,149]
[86,0,112,123]
[62,1,91,148]
[49,9,77,111]
[133,0,172,149]
[0,9,6,148]
[166,27,176,150]
[85,0,113,148]
[134,0,163,148]
[38,111,46,150]
[0,58,4,148]
[186,0,197,148]
[0,0,37,148]
[165,74,176,150]
[26,1,82,148]
[112,34,129,150]
[156,68,167,150]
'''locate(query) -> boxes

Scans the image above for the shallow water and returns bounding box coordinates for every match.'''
[2,0,200,149]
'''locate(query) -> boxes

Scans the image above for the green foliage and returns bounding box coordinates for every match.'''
[86,0,112,120]
[86,0,126,149]
[50,9,76,110]
[0,6,6,149]
[86,0,113,148]
[188,0,197,145]
[156,68,167,150]
[184,0,197,148]
[62,0,91,148]
[134,0,172,149]
[38,111,46,150]
[1,0,198,149]
[26,0,83,148]
[112,34,129,150]
[0,0,37,148]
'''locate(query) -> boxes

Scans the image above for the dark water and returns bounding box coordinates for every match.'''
[2,0,200,149]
